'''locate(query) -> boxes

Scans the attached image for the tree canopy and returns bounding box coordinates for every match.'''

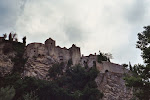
[125,26,150,100]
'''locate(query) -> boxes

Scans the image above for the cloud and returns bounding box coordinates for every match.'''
[124,0,147,24]
[64,22,84,42]
[0,0,27,35]
[1,0,150,64]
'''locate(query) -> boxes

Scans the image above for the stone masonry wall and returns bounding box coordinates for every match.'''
[25,38,81,65]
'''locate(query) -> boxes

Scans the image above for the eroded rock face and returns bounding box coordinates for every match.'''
[0,55,14,76]
[0,42,16,76]
[96,72,133,100]
[23,55,57,79]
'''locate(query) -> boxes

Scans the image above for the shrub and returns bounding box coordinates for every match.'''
[0,86,15,100]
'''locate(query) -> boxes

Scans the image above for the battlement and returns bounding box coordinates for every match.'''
[25,37,126,74]
[25,38,81,65]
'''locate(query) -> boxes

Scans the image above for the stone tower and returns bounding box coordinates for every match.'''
[69,44,81,65]
[45,38,56,56]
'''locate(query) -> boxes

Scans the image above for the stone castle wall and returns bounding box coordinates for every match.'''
[25,43,47,58]
[80,54,128,74]
[69,44,81,65]
[80,54,97,68]
[25,38,81,65]
[25,38,127,74]
[96,61,129,74]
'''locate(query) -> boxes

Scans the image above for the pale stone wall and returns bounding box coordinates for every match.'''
[54,46,71,62]
[25,38,81,65]
[96,61,128,74]
[25,43,47,58]
[87,54,97,68]
[80,55,128,74]
[80,54,97,68]
[69,44,81,65]
[45,38,56,56]
[60,47,71,62]
[80,56,88,67]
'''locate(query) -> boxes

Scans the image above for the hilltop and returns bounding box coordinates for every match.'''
[0,35,132,100]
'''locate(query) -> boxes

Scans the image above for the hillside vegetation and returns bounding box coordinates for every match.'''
[0,36,103,100]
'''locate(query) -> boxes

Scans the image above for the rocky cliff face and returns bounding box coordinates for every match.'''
[0,40,133,100]
[23,57,133,100]
[0,42,16,76]
[96,72,133,100]
[23,55,57,80]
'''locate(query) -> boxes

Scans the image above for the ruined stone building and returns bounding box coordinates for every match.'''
[25,38,128,74]
[25,38,81,65]
[0,37,132,100]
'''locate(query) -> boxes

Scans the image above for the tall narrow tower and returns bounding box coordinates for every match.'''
[69,44,81,65]
[45,38,56,56]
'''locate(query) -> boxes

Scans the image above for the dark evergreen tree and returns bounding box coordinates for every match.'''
[22,36,26,45]
[125,26,150,100]
[97,51,112,63]
[9,33,12,41]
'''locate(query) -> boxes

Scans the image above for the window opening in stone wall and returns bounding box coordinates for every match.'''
[93,61,96,67]
[105,70,108,72]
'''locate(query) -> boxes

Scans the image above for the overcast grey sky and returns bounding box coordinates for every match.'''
[0,0,150,65]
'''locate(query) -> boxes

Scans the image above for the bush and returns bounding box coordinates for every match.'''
[23,91,39,100]
[97,51,111,63]
[0,86,15,100]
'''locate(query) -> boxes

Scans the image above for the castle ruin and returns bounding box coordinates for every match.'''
[25,38,128,74]
[25,38,81,65]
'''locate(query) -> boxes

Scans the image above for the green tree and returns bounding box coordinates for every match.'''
[48,63,64,79]
[9,32,12,41]
[122,63,128,68]
[47,64,103,100]
[125,26,150,100]
[97,51,112,63]
[23,91,39,100]
[22,36,26,45]
[0,86,15,100]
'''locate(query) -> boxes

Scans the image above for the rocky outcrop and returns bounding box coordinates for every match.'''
[23,55,58,79]
[0,39,133,100]
[0,42,16,76]
[0,54,14,76]
[96,72,133,100]
[23,55,133,100]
